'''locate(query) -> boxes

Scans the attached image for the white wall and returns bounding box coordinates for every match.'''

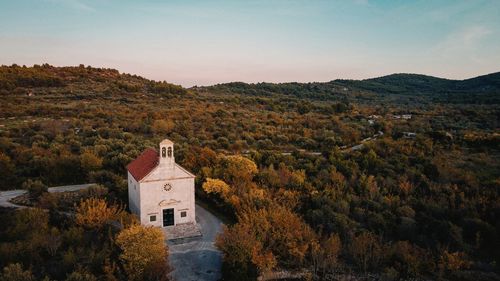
[127,171,140,217]
[138,175,195,227]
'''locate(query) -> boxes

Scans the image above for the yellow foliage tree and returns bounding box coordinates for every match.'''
[80,151,103,172]
[152,119,175,135]
[223,155,258,185]
[438,251,470,271]
[202,178,230,197]
[75,198,123,229]
[116,224,169,281]
[330,169,346,190]
[237,205,317,267]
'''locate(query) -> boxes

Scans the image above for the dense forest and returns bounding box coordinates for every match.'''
[0,64,499,281]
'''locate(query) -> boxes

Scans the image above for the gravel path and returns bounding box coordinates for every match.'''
[168,204,224,281]
[0,183,95,208]
[47,183,96,193]
[0,190,28,208]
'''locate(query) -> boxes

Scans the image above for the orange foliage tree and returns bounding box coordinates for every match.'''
[75,198,123,230]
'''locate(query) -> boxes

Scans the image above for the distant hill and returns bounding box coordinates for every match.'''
[1,64,499,104]
[338,72,500,95]
[0,63,186,95]
[456,72,500,92]
[206,72,500,104]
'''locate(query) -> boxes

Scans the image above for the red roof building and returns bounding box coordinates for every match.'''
[126,148,159,181]
[126,139,196,230]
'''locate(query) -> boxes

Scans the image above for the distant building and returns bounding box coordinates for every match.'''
[126,139,196,228]
[403,132,417,138]
[402,114,412,120]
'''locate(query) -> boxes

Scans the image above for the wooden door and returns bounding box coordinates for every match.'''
[162,208,174,226]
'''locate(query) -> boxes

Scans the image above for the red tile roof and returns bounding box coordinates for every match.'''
[126,148,159,181]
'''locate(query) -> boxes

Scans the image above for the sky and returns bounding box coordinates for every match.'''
[0,0,499,87]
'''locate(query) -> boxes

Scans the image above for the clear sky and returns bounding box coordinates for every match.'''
[1,0,499,86]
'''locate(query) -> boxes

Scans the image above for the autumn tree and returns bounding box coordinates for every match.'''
[330,169,346,190]
[80,151,103,172]
[152,119,175,135]
[202,178,230,197]
[349,232,385,272]
[438,250,470,272]
[75,198,123,230]
[216,223,276,281]
[311,233,342,276]
[238,205,317,267]
[0,263,35,281]
[323,233,342,269]
[116,224,169,281]
[357,174,378,199]
[221,155,257,187]
[202,178,232,206]
[388,241,430,277]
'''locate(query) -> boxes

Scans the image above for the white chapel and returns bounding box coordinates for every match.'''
[126,139,196,227]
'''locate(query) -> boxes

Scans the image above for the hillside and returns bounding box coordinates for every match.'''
[0,64,499,281]
[205,72,500,104]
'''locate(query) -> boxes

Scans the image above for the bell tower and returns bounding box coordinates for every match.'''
[159,139,175,169]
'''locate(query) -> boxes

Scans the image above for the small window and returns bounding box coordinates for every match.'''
[167,147,172,157]
[180,211,187,218]
[162,147,166,158]
[150,215,156,222]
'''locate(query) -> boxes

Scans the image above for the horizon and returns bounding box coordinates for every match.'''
[1,0,500,87]
[3,62,499,87]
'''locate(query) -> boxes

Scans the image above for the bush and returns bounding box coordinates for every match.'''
[22,179,47,200]
[0,263,35,281]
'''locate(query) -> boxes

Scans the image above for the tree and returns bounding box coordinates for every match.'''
[202,178,230,198]
[151,119,175,135]
[438,251,470,272]
[116,224,169,281]
[349,232,385,272]
[0,263,35,281]
[0,152,15,190]
[358,174,378,199]
[221,155,258,188]
[65,270,98,281]
[323,233,342,270]
[237,206,317,267]
[22,179,47,200]
[75,198,123,230]
[216,224,275,281]
[310,233,342,277]
[80,151,103,172]
[10,207,49,238]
